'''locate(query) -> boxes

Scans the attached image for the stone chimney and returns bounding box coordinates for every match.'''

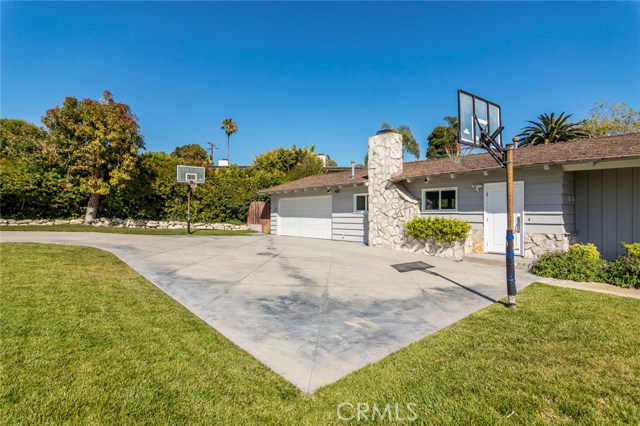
[367,130,419,249]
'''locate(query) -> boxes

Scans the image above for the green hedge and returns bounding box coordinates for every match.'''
[405,216,471,244]
[1,153,285,223]
[529,243,640,289]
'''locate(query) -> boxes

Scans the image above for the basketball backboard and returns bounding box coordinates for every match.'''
[176,165,206,185]
[458,89,502,148]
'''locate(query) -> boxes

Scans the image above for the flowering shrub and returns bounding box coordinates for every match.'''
[600,255,640,288]
[529,243,640,289]
[529,244,605,283]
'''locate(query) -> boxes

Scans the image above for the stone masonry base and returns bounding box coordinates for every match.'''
[0,217,251,231]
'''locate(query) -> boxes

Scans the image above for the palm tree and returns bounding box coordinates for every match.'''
[517,112,587,146]
[380,122,420,159]
[220,118,238,162]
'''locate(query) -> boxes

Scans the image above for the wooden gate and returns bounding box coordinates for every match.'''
[248,201,271,233]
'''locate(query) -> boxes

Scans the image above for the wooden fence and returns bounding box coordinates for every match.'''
[247,201,271,233]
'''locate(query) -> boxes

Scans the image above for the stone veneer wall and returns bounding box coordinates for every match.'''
[367,131,486,260]
[0,217,251,231]
[367,131,420,250]
[524,232,576,258]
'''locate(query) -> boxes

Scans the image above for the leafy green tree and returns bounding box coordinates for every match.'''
[0,118,48,160]
[426,116,458,159]
[42,91,144,223]
[517,112,587,146]
[380,122,420,159]
[221,118,238,163]
[252,144,326,182]
[582,102,640,137]
[172,143,209,165]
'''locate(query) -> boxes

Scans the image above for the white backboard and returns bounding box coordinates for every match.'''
[458,90,502,148]
[176,165,206,184]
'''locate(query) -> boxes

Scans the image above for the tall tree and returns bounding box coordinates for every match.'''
[252,144,325,181]
[582,101,640,137]
[172,143,209,165]
[426,116,458,159]
[380,122,420,159]
[220,118,238,163]
[517,112,587,146]
[42,91,144,223]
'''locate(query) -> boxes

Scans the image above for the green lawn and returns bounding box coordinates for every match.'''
[0,224,253,236]
[1,243,639,425]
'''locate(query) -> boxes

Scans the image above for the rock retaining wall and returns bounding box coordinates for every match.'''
[524,232,576,258]
[402,236,465,260]
[0,217,251,231]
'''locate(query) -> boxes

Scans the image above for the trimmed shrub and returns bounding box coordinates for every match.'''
[567,243,601,261]
[623,242,640,258]
[529,244,606,283]
[405,216,471,244]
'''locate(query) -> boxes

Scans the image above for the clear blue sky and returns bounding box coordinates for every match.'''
[2,1,639,166]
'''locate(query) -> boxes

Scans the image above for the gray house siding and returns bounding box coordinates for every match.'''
[331,187,369,244]
[403,165,574,235]
[574,167,640,260]
[270,201,278,235]
[269,186,368,244]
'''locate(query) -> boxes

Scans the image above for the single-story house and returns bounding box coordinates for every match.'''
[259,132,640,260]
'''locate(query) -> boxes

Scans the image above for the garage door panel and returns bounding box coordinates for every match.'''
[279,196,332,240]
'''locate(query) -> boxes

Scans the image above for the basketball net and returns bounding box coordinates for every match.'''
[187,179,198,190]
[445,141,475,166]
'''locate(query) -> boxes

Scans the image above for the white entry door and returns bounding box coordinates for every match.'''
[484,181,524,255]
[278,196,332,240]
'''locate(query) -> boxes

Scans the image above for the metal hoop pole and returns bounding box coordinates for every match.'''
[506,143,517,306]
[187,185,192,235]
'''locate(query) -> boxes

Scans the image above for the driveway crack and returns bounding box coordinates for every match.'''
[306,241,334,393]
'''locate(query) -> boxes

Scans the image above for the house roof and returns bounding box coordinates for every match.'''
[259,133,640,193]
[394,132,640,181]
[258,168,368,194]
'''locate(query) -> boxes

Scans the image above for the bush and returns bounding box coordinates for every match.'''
[600,255,640,288]
[529,243,640,289]
[529,244,606,283]
[405,216,471,244]
[623,242,640,258]
[567,243,601,261]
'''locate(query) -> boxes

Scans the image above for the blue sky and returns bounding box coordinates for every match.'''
[2,1,639,166]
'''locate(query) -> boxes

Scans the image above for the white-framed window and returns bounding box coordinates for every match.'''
[353,193,369,213]
[422,188,457,212]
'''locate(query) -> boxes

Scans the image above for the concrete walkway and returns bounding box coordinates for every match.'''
[536,277,640,299]
[1,232,538,393]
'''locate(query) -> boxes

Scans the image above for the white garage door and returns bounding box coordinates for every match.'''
[278,196,332,239]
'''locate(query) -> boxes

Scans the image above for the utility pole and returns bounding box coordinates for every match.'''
[207,142,218,166]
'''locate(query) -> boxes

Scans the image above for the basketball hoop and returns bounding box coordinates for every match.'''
[445,141,476,167]
[444,141,460,158]
[176,165,206,235]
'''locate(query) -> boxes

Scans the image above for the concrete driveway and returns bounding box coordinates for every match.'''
[1,232,537,393]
